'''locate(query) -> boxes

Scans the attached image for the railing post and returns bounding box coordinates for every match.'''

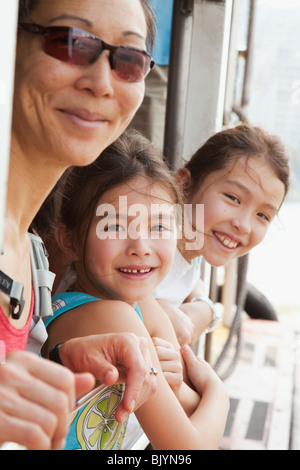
[164,0,234,169]
[163,0,195,170]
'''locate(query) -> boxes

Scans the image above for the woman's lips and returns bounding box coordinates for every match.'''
[59,108,108,129]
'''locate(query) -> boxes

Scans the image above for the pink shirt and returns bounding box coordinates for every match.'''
[0,291,34,356]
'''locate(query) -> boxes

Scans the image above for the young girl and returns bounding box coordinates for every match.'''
[151,123,290,345]
[42,130,229,450]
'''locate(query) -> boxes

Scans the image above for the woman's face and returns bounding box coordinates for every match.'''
[13,0,148,167]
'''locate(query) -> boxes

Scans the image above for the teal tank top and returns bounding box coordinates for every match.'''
[44,292,143,450]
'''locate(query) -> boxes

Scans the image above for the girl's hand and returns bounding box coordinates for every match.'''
[181,344,226,395]
[152,337,183,392]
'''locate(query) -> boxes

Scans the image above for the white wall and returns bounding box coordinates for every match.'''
[0,1,18,253]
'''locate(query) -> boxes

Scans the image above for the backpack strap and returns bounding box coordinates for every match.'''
[29,232,55,319]
[27,233,56,354]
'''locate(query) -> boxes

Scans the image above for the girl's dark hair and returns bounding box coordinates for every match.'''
[18,0,156,52]
[184,123,290,199]
[60,130,181,246]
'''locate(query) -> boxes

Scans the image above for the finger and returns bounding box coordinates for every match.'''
[180,344,200,365]
[19,380,71,447]
[181,344,209,363]
[158,359,181,373]
[155,345,176,362]
[177,332,193,346]
[152,337,172,348]
[115,336,158,423]
[9,364,75,448]
[12,352,77,407]
[74,373,96,400]
[118,336,149,412]
[3,352,80,449]
[0,391,58,449]
[68,343,120,386]
[115,371,157,424]
[0,412,51,450]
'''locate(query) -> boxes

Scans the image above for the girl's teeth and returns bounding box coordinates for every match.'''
[228,241,238,248]
[120,268,151,273]
[215,233,238,249]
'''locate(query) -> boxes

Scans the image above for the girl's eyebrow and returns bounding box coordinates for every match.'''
[224,180,251,194]
[97,213,127,220]
[225,180,279,213]
[99,211,175,221]
[152,214,176,225]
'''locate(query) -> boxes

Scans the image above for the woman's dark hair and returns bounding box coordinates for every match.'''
[60,129,181,247]
[184,123,290,199]
[18,0,156,52]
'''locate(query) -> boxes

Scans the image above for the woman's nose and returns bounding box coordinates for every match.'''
[74,52,115,97]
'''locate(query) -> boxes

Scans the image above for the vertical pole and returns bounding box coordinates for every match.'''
[164,0,234,169]
[163,0,195,170]
[241,0,257,112]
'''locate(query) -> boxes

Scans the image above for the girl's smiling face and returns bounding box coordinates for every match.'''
[181,156,285,266]
[74,177,177,305]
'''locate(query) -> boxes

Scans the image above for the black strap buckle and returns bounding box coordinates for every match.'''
[0,271,25,320]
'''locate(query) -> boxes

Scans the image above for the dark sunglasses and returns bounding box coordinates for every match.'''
[19,23,155,83]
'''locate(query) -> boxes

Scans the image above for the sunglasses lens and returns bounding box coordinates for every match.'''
[41,27,151,83]
[43,29,101,65]
[113,48,150,82]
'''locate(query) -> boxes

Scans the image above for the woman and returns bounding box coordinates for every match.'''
[0,0,159,450]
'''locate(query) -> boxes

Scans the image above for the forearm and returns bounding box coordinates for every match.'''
[180,345,229,449]
[180,301,213,336]
[189,380,229,449]
[174,382,201,417]
[137,372,228,450]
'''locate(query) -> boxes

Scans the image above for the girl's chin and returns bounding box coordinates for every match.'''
[203,250,238,267]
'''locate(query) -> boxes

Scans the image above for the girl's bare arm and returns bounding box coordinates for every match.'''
[44,299,229,450]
